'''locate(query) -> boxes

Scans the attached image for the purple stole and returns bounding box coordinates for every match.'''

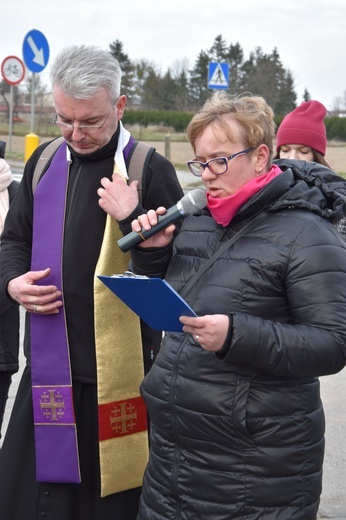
[30,142,80,483]
[30,134,143,488]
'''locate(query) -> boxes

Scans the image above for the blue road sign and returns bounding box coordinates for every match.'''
[208,62,229,90]
[22,29,50,73]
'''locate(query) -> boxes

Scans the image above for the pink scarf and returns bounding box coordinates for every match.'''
[207,164,282,226]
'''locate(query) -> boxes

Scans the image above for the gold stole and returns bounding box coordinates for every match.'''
[94,213,149,497]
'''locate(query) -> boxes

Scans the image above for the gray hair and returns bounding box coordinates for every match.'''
[49,45,122,102]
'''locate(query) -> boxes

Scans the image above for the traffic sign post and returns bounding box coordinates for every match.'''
[208,62,229,90]
[1,56,26,154]
[22,29,50,133]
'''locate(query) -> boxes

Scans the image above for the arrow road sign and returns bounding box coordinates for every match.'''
[22,29,50,73]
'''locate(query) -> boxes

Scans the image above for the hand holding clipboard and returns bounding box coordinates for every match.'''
[98,272,197,332]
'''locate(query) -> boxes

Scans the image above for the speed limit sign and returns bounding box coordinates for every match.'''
[1,55,25,85]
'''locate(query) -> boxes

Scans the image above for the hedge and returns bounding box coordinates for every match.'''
[123,110,194,132]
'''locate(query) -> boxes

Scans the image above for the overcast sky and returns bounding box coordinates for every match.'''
[1,0,345,111]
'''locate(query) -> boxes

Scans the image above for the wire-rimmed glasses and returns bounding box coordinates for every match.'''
[187,147,253,177]
[53,111,111,133]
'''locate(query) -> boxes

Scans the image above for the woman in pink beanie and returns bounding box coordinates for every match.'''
[275,100,346,239]
[275,100,331,167]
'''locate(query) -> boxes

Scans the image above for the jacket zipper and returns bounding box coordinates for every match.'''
[169,333,190,519]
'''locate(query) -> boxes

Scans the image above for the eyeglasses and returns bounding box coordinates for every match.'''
[187,147,253,177]
[53,111,111,133]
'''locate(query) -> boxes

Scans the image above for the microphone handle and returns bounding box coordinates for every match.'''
[117,205,184,252]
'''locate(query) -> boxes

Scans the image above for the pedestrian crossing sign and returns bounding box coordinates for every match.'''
[208,62,229,90]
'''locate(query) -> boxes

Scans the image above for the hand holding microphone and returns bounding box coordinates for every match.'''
[117,189,207,252]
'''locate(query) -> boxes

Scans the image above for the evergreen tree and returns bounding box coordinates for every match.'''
[140,65,162,110]
[209,34,228,62]
[0,80,13,120]
[303,88,311,102]
[275,70,297,114]
[170,61,191,112]
[157,70,181,111]
[239,47,296,114]
[188,50,211,109]
[109,40,136,105]
[226,42,245,95]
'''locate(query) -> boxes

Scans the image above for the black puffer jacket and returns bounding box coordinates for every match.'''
[0,180,20,361]
[0,180,20,437]
[135,161,346,520]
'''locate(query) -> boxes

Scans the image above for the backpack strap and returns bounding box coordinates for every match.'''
[32,138,156,206]
[32,136,65,193]
[127,141,155,206]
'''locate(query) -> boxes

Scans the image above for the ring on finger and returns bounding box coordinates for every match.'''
[33,304,37,313]
[195,334,199,340]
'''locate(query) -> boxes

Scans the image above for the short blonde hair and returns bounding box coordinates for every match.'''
[187,91,276,162]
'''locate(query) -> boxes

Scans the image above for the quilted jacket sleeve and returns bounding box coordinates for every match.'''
[223,214,346,377]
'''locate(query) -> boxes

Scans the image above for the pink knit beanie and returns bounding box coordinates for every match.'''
[276,100,327,156]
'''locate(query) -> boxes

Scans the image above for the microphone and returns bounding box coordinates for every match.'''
[117,188,207,252]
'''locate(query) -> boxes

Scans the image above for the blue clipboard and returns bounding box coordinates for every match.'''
[98,273,197,332]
